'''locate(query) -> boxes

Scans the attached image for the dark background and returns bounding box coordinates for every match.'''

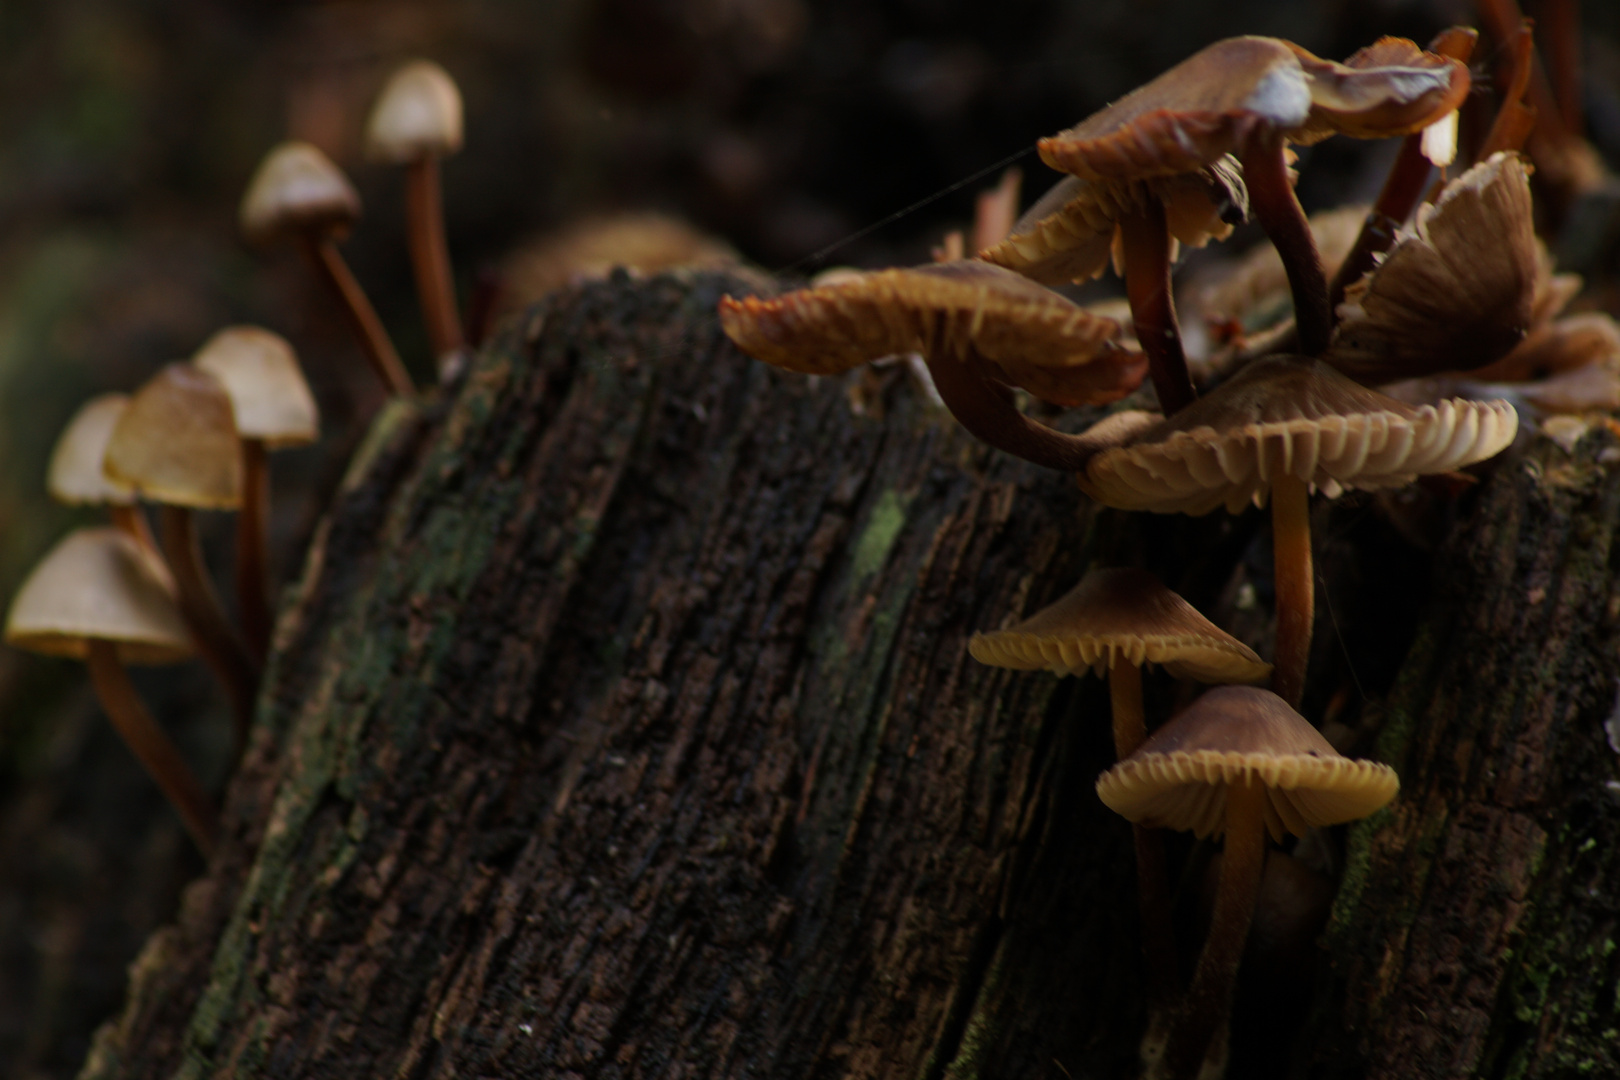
[0,1,1617,1076]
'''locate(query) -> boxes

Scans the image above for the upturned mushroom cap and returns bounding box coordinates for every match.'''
[1096,685,1398,840]
[1038,36,1467,182]
[5,528,192,664]
[364,60,464,164]
[979,159,1247,286]
[1078,357,1518,514]
[719,260,1147,406]
[192,326,319,448]
[48,394,137,507]
[969,567,1270,683]
[240,141,361,246]
[104,364,243,510]
[1325,153,1539,384]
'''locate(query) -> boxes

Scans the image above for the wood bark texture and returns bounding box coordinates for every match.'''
[75,270,1620,1079]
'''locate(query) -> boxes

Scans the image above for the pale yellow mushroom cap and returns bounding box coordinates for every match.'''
[5,528,192,664]
[969,567,1270,683]
[104,363,243,510]
[240,141,361,246]
[193,326,319,448]
[48,394,137,507]
[1096,686,1399,841]
[364,60,464,164]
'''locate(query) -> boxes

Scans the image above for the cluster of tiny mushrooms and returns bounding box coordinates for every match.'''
[2,19,1615,1080]
[718,23,1617,1080]
[4,60,466,857]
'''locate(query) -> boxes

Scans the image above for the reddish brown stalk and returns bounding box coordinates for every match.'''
[1476,0,1567,143]
[160,504,260,748]
[1162,782,1267,1079]
[109,504,161,564]
[1541,0,1583,138]
[1330,28,1478,309]
[301,235,414,396]
[1241,136,1331,357]
[1476,23,1539,161]
[1270,475,1314,711]
[236,438,271,662]
[1111,658,1178,1006]
[87,639,218,858]
[405,154,465,364]
[1119,203,1196,414]
[923,353,1097,472]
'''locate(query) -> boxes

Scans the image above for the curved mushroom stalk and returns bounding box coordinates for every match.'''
[161,505,261,745]
[1119,202,1196,413]
[301,235,415,396]
[1240,135,1331,357]
[1269,474,1313,709]
[236,438,273,658]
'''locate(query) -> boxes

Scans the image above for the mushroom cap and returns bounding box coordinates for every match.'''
[980,159,1247,286]
[5,528,193,665]
[719,260,1147,407]
[47,394,137,507]
[969,567,1271,683]
[1326,153,1539,385]
[364,60,464,164]
[240,141,361,246]
[1287,37,1470,144]
[1096,685,1399,841]
[192,326,319,447]
[1039,37,1313,181]
[1079,357,1518,514]
[104,363,243,510]
[1038,36,1467,182]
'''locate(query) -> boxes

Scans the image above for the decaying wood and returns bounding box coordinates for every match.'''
[77,269,1620,1079]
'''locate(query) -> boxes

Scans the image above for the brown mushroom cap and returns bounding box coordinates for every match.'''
[970,567,1270,683]
[48,394,137,507]
[1287,37,1470,144]
[980,160,1247,286]
[5,528,192,664]
[1079,356,1518,514]
[1096,685,1399,840]
[364,60,464,164]
[719,260,1147,406]
[104,363,243,510]
[240,141,361,247]
[1325,153,1539,384]
[192,326,319,447]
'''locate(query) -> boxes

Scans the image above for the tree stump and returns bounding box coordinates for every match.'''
[77,270,1620,1079]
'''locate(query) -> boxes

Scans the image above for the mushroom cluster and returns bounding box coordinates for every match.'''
[717,24,1560,1080]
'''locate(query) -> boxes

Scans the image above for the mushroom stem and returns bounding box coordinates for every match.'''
[300,235,414,396]
[159,505,260,747]
[1270,474,1314,711]
[404,154,465,366]
[109,504,161,565]
[1110,658,1179,1008]
[1163,780,1267,1080]
[1119,203,1196,415]
[923,352,1098,472]
[235,438,272,662]
[1241,136,1331,357]
[86,638,218,858]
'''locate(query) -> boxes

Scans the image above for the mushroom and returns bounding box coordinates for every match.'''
[103,363,259,744]
[1037,36,1466,365]
[969,567,1270,1003]
[1076,357,1517,707]
[719,260,1151,471]
[5,528,217,856]
[1326,153,1540,385]
[1096,685,1398,1079]
[192,326,319,660]
[364,60,466,371]
[47,393,162,563]
[240,141,413,396]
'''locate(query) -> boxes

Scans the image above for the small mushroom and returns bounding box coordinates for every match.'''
[5,528,217,855]
[47,393,163,562]
[365,60,466,371]
[1097,685,1398,1079]
[1077,357,1517,707]
[720,261,1150,471]
[970,567,1270,1005]
[103,363,259,744]
[240,141,413,396]
[192,326,319,660]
